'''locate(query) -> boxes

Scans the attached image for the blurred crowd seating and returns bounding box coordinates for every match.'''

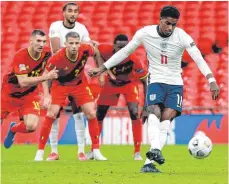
[1,1,228,113]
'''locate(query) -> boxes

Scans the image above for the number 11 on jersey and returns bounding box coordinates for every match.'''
[161,55,168,64]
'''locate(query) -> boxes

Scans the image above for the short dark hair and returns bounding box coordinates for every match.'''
[114,34,128,44]
[160,5,180,19]
[31,29,46,37]
[63,2,78,11]
[65,32,80,40]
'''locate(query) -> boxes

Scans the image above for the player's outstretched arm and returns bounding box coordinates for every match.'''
[88,30,143,77]
[16,67,58,88]
[41,69,52,108]
[93,46,103,67]
[92,46,106,86]
[187,46,220,100]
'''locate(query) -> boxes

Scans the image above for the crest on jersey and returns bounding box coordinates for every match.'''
[160,42,168,50]
[19,64,26,71]
[149,94,156,101]
[190,42,196,47]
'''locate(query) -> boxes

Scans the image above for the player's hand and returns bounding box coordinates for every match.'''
[91,40,99,47]
[47,67,58,80]
[98,73,105,87]
[43,95,52,108]
[140,106,148,124]
[210,81,220,100]
[107,70,116,80]
[88,65,106,77]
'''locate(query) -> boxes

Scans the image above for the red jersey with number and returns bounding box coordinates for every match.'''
[46,44,94,86]
[98,44,148,86]
[1,48,51,98]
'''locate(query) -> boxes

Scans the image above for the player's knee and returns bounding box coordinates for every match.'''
[47,109,59,119]
[85,110,96,120]
[25,122,38,132]
[146,105,161,119]
[129,107,139,120]
[161,110,177,121]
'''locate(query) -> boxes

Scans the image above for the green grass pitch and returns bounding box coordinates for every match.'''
[1,145,228,184]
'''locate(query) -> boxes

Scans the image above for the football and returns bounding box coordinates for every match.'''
[188,131,213,159]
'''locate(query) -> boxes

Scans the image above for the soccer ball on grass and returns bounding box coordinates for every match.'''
[188,131,213,159]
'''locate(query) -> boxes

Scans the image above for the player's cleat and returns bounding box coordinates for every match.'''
[34,150,44,161]
[4,122,16,149]
[140,163,161,173]
[78,152,88,161]
[86,151,94,160]
[46,152,59,161]
[134,152,143,160]
[93,150,107,161]
[146,149,165,165]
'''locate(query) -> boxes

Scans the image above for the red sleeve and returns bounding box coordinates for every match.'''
[130,54,148,79]
[13,51,29,75]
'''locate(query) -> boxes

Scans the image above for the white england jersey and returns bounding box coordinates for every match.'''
[104,25,212,86]
[133,25,195,85]
[49,21,91,48]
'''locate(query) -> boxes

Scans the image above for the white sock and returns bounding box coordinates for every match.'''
[49,118,59,154]
[73,112,85,154]
[150,120,170,165]
[93,149,100,154]
[37,149,44,154]
[159,120,170,149]
[144,158,152,165]
[148,114,161,150]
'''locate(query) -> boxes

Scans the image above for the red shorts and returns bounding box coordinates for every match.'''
[51,82,94,106]
[97,81,139,106]
[1,91,40,119]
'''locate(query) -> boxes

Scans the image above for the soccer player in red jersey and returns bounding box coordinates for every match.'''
[95,34,148,160]
[47,2,100,161]
[2,30,58,148]
[34,32,107,161]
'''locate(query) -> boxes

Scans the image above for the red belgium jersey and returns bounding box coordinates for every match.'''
[46,44,94,86]
[1,47,51,98]
[98,44,148,86]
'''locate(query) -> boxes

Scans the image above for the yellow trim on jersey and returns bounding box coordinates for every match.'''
[15,74,28,76]
[27,48,41,61]
[139,73,149,80]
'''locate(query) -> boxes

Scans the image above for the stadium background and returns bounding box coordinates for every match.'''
[1,1,228,145]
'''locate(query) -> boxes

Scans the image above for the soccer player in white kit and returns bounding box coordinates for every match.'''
[88,6,220,172]
[46,2,97,161]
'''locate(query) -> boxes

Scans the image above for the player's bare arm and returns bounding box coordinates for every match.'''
[50,37,61,54]
[206,73,220,100]
[41,69,54,108]
[16,67,58,88]
[92,46,106,86]
[140,76,148,106]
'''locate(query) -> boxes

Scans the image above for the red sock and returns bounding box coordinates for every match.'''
[132,119,142,153]
[98,121,103,135]
[88,118,100,149]
[11,121,28,133]
[38,116,55,150]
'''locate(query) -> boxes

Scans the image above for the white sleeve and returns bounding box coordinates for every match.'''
[49,22,60,38]
[104,29,144,69]
[182,30,212,77]
[81,26,91,42]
